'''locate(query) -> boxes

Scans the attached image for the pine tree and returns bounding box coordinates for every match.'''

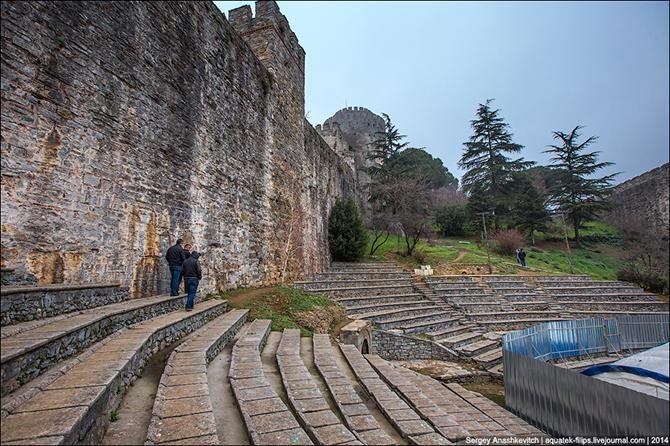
[368,113,408,167]
[328,199,367,261]
[510,173,550,245]
[544,126,618,247]
[459,99,533,228]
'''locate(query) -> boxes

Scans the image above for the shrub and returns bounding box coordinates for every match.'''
[617,267,668,294]
[492,230,524,256]
[328,198,366,261]
[413,250,427,264]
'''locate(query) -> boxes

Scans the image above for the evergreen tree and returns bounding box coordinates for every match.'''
[459,99,533,228]
[510,173,550,245]
[368,113,408,167]
[328,198,367,261]
[544,126,618,247]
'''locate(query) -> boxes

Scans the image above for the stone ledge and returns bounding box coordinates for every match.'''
[145,309,248,445]
[1,294,187,396]
[1,284,129,326]
[1,283,122,295]
[0,300,227,445]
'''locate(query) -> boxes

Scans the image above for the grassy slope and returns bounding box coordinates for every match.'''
[367,221,626,279]
[218,287,350,337]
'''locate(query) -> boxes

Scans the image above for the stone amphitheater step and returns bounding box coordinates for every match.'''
[312,285,417,299]
[472,347,503,368]
[345,300,437,315]
[567,310,669,317]
[400,316,462,334]
[374,311,455,330]
[1,293,188,396]
[316,272,412,281]
[443,382,544,436]
[456,302,549,312]
[438,294,497,303]
[1,283,129,327]
[331,262,397,267]
[276,329,360,445]
[559,301,670,311]
[335,294,427,308]
[229,319,313,445]
[551,292,660,301]
[145,309,248,445]
[426,324,477,342]
[457,339,499,357]
[530,275,592,282]
[467,310,562,321]
[338,344,449,444]
[0,299,227,445]
[352,306,446,323]
[375,355,543,438]
[545,286,653,294]
[312,335,397,445]
[440,332,484,349]
[477,318,569,330]
[328,268,406,274]
[294,279,412,291]
[432,287,489,294]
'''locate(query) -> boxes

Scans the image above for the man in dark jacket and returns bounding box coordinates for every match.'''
[182,251,202,310]
[165,239,186,296]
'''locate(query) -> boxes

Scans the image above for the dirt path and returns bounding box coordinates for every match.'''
[450,250,467,263]
[208,323,251,445]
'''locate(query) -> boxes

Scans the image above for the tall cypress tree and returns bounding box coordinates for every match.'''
[459,99,533,228]
[544,126,618,247]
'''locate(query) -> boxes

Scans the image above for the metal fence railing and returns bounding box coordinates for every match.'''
[502,314,669,361]
[502,314,670,436]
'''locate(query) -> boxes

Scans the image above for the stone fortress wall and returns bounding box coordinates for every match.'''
[603,163,669,239]
[0,1,356,296]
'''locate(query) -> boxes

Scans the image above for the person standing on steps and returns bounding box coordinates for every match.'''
[165,238,186,296]
[182,251,202,311]
[515,248,521,264]
[518,248,527,268]
[181,243,192,292]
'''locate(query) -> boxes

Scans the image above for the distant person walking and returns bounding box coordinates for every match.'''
[518,248,527,268]
[515,248,521,264]
[165,239,186,296]
[182,251,202,311]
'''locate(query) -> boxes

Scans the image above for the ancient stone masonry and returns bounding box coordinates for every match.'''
[317,107,385,215]
[0,1,355,296]
[603,163,669,240]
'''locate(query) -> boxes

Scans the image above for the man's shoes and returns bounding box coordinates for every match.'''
[170,293,178,296]
[185,307,193,311]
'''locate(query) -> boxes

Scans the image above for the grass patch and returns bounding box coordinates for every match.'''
[461,381,506,408]
[220,287,349,337]
[366,228,625,280]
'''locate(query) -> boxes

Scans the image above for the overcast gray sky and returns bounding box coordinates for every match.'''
[216,1,669,183]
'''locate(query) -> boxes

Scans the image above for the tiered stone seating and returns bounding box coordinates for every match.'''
[339,344,450,444]
[146,309,248,445]
[0,299,227,445]
[1,283,129,326]
[298,263,464,336]
[1,293,188,396]
[229,319,312,445]
[276,329,359,445]
[312,335,396,445]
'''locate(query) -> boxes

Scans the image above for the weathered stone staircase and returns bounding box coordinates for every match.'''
[0,279,546,445]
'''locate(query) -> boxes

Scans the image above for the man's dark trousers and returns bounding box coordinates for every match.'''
[170,266,182,296]
[185,277,199,309]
